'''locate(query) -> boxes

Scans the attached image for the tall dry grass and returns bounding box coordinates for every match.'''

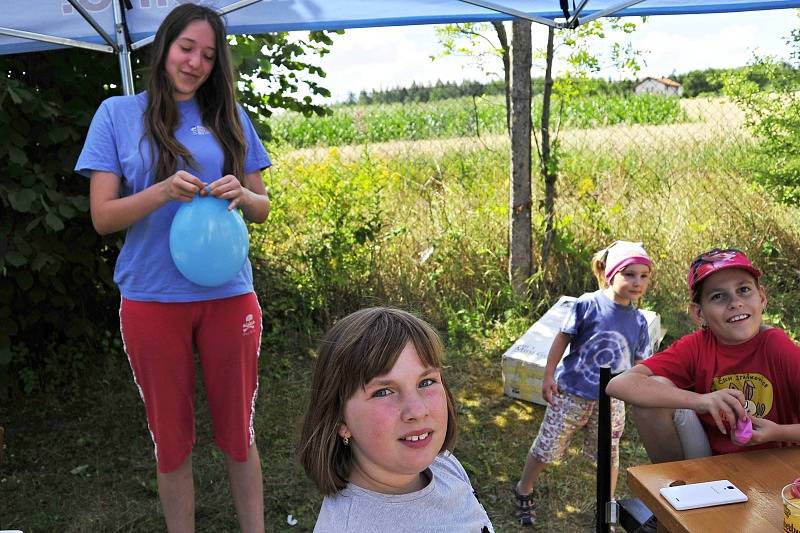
[266,95,800,341]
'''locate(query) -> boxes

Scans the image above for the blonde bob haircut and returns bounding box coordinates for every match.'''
[298,307,458,495]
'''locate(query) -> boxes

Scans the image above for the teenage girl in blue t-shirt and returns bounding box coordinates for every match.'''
[511,241,653,527]
[75,5,269,532]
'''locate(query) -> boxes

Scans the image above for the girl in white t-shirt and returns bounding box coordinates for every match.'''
[298,307,494,532]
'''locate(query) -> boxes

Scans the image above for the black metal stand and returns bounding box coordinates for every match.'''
[596,366,613,533]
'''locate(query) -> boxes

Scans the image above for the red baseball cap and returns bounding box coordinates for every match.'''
[687,248,762,292]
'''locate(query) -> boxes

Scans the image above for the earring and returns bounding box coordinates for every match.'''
[700,321,708,330]
[343,436,350,446]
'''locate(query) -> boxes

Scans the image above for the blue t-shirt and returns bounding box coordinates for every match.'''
[555,290,651,400]
[75,92,271,302]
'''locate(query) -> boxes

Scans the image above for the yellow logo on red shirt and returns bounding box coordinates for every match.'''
[711,372,773,418]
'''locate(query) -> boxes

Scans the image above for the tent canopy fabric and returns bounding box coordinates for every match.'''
[2,0,799,56]
[2,0,798,94]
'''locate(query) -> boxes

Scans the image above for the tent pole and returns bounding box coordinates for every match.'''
[113,0,134,95]
[0,27,113,53]
[217,0,263,16]
[458,0,560,28]
[577,0,647,24]
[569,0,592,23]
[65,0,117,50]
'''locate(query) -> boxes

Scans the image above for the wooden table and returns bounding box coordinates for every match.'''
[627,447,800,533]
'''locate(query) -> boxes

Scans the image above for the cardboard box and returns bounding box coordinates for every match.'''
[501,296,664,406]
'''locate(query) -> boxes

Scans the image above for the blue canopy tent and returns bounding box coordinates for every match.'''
[2,0,800,94]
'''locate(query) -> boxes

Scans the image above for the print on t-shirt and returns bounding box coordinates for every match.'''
[572,330,633,389]
[712,372,772,418]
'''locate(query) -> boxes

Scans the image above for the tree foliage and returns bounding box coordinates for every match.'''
[435,19,643,93]
[674,66,775,98]
[344,76,635,105]
[0,31,335,397]
[231,31,340,139]
[722,25,800,205]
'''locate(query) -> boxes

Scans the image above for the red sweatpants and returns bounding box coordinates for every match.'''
[119,293,262,473]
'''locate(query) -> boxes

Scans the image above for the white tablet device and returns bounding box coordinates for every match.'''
[659,480,748,511]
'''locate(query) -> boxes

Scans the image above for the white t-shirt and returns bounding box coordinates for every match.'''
[314,452,494,533]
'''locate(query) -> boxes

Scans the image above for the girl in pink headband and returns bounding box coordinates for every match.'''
[602,240,653,285]
[512,240,653,526]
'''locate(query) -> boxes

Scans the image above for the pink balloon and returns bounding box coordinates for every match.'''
[731,417,752,445]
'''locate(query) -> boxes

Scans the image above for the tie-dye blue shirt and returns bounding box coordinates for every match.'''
[555,290,651,400]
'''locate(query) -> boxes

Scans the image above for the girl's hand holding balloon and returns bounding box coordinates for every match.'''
[694,388,746,435]
[162,170,207,202]
[207,174,249,210]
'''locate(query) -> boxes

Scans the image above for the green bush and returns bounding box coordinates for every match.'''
[722,49,800,204]
[0,50,122,397]
[252,149,386,326]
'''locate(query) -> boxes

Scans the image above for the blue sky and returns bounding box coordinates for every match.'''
[313,9,798,102]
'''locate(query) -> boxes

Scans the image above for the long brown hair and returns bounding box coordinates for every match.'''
[297,307,459,496]
[145,3,245,182]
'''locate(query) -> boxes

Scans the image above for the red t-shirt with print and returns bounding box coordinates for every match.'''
[641,327,800,455]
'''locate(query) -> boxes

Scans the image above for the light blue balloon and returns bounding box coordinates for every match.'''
[169,195,249,287]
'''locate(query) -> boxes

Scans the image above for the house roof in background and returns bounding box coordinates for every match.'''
[636,77,683,87]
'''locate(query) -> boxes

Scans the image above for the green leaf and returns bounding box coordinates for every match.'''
[8,145,27,165]
[6,86,23,105]
[45,212,64,231]
[4,251,27,267]
[8,189,37,212]
[15,271,33,291]
[45,189,63,202]
[70,464,89,475]
[71,196,90,211]
[0,345,12,365]
[25,216,42,232]
[31,252,49,271]
[58,204,77,219]
[48,126,70,143]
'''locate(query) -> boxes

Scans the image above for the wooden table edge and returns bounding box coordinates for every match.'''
[626,467,688,533]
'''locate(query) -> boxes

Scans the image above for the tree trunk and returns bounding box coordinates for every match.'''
[540,27,557,268]
[508,19,532,297]
[491,21,511,135]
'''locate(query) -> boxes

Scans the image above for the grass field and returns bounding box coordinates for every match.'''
[1,318,650,532]
[4,95,800,532]
[270,93,688,149]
